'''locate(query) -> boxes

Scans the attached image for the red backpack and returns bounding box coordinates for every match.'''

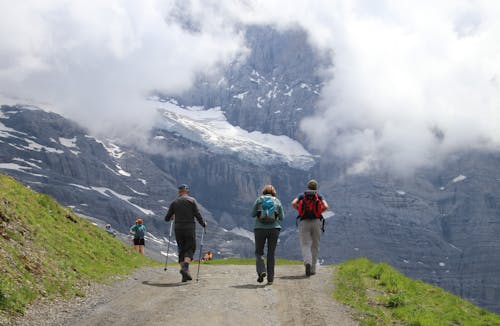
[297,190,323,219]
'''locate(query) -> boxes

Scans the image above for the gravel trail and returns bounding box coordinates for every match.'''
[14,264,358,326]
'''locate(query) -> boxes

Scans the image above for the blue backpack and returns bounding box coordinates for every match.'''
[258,196,278,223]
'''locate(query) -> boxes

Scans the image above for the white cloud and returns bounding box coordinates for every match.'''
[1,0,500,174]
[0,0,247,139]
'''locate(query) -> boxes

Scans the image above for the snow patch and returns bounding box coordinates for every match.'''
[233,91,248,100]
[229,227,254,243]
[154,100,317,170]
[59,137,78,148]
[116,164,131,177]
[87,135,125,159]
[0,163,46,177]
[69,183,154,215]
[128,186,148,196]
[452,175,467,183]
[439,262,446,267]
[396,190,406,195]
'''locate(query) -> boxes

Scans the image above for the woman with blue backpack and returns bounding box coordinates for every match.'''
[251,184,284,285]
[130,218,147,255]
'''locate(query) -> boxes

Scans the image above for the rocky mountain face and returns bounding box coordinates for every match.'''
[172,25,329,143]
[1,25,499,313]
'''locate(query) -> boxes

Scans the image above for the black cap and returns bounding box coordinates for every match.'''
[178,184,189,192]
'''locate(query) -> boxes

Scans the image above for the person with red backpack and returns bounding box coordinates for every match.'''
[291,179,329,276]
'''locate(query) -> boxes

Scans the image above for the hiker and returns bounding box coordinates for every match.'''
[130,218,146,255]
[291,179,329,276]
[165,184,207,282]
[251,184,284,285]
[104,224,116,237]
[203,250,213,261]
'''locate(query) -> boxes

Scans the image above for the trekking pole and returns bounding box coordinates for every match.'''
[196,228,206,282]
[164,221,174,271]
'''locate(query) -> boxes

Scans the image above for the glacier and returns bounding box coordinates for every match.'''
[151,98,317,170]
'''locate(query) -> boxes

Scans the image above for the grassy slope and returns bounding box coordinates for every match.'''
[204,258,500,324]
[334,258,500,326]
[0,174,157,320]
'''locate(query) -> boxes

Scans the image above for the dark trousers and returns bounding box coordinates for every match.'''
[254,228,280,282]
[175,229,196,263]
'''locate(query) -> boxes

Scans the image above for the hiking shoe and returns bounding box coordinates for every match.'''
[267,281,273,285]
[305,263,312,277]
[257,272,267,283]
[180,269,193,282]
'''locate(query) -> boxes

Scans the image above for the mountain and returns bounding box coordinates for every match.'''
[1,24,500,314]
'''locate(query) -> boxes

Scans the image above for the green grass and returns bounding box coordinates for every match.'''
[333,258,500,326]
[0,174,157,321]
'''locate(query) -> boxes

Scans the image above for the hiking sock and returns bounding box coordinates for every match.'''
[305,263,312,277]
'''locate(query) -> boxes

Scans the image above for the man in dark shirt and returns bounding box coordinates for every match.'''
[165,184,207,282]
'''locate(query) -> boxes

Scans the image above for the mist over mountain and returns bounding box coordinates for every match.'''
[1,1,500,314]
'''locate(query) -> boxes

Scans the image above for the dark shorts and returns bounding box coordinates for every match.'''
[133,238,145,246]
[175,229,196,262]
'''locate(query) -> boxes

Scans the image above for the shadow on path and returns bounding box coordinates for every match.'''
[278,275,308,280]
[231,284,267,289]
[142,280,189,288]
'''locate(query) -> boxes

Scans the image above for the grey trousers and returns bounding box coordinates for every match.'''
[298,219,322,272]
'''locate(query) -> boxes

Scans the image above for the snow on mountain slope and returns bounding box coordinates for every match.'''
[151,98,317,170]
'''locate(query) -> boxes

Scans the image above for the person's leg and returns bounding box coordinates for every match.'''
[310,219,322,274]
[179,230,196,281]
[133,238,140,253]
[299,220,313,275]
[175,230,190,281]
[266,228,280,283]
[254,229,267,282]
[139,245,145,255]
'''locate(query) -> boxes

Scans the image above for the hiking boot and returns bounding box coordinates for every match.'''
[180,269,188,282]
[305,263,312,277]
[180,269,192,282]
[257,272,267,283]
[267,281,273,285]
[180,263,193,282]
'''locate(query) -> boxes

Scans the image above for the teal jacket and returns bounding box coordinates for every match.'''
[251,195,284,229]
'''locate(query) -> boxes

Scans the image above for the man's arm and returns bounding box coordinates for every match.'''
[192,199,207,227]
[291,197,299,210]
[165,203,175,221]
[321,199,329,212]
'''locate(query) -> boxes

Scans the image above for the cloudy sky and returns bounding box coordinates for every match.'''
[1,0,499,173]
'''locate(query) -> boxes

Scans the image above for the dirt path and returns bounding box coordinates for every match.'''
[16,264,358,326]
